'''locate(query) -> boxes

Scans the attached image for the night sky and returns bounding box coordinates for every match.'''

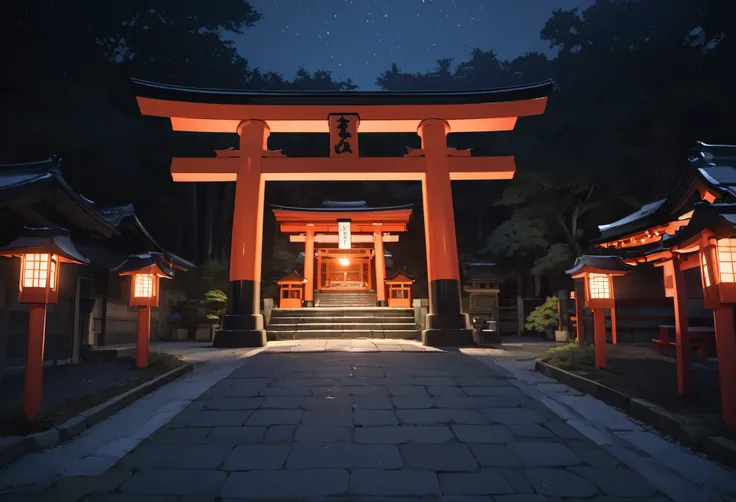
[233,0,595,89]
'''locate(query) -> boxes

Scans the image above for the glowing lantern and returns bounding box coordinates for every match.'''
[114,254,173,368]
[0,229,88,420]
[700,235,736,308]
[567,256,631,369]
[339,257,350,266]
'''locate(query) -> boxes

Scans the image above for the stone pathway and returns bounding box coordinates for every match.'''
[1,343,735,501]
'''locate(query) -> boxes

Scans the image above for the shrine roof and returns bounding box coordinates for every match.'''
[692,142,736,198]
[94,203,195,271]
[133,78,554,107]
[386,271,414,283]
[272,202,414,213]
[0,158,118,237]
[0,227,89,264]
[133,79,552,133]
[112,252,175,278]
[595,142,736,244]
[0,158,194,271]
[277,270,306,284]
[661,202,736,249]
[566,255,633,276]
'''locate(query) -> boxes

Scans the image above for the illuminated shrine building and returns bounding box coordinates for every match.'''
[273,201,412,307]
[576,142,736,431]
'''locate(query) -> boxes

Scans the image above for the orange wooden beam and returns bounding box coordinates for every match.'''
[273,207,413,224]
[449,156,516,180]
[290,234,400,243]
[280,223,407,233]
[137,96,547,133]
[171,156,516,183]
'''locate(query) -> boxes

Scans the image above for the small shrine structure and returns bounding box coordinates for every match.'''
[385,271,414,308]
[578,142,736,432]
[272,201,412,306]
[463,262,503,334]
[276,271,307,309]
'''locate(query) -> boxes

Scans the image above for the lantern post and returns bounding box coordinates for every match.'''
[0,229,88,420]
[567,256,631,369]
[698,234,736,431]
[114,254,173,369]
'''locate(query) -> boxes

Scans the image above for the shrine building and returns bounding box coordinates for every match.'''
[272,200,412,306]
[569,142,736,432]
[132,78,553,348]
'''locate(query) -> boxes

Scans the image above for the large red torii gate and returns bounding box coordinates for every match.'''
[133,79,553,347]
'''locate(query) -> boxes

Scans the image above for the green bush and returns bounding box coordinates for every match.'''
[525,296,559,332]
[540,343,595,369]
[204,289,227,321]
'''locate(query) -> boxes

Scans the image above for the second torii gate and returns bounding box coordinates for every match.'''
[133,79,553,348]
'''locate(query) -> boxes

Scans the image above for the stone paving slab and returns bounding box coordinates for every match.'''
[9,349,733,501]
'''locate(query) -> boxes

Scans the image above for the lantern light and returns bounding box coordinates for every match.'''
[339,257,350,266]
[133,273,155,298]
[588,273,611,300]
[717,238,736,283]
[702,251,712,288]
[115,255,173,308]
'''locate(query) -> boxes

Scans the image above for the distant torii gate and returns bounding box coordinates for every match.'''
[133,79,553,347]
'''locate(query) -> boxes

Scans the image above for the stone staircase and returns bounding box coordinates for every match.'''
[267,307,419,340]
[315,291,377,307]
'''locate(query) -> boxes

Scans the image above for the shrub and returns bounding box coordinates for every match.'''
[525,296,560,332]
[540,343,595,369]
[204,289,227,321]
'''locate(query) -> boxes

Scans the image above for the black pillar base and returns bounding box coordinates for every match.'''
[377,300,387,307]
[214,280,267,348]
[422,328,474,347]
[213,329,267,348]
[423,279,475,347]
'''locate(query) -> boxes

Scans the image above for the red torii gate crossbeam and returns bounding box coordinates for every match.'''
[133,79,553,347]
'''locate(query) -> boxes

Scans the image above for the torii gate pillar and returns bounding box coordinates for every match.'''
[419,119,474,345]
[215,120,269,348]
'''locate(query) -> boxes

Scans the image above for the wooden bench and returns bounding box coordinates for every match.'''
[653,325,715,358]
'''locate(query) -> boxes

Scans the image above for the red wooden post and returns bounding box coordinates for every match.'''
[611,306,618,345]
[574,280,585,346]
[316,255,322,291]
[23,303,48,420]
[374,232,386,306]
[713,307,736,431]
[303,229,315,306]
[593,308,607,369]
[672,260,691,395]
[136,305,151,369]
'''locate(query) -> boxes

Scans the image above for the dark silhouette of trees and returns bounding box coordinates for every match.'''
[375,0,734,295]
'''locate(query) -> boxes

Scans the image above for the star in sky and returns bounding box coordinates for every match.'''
[232,0,594,89]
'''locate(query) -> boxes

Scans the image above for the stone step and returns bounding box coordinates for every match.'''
[272,308,413,318]
[315,292,378,307]
[317,302,379,306]
[267,329,420,341]
[268,323,417,331]
[269,316,415,325]
[314,292,376,298]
